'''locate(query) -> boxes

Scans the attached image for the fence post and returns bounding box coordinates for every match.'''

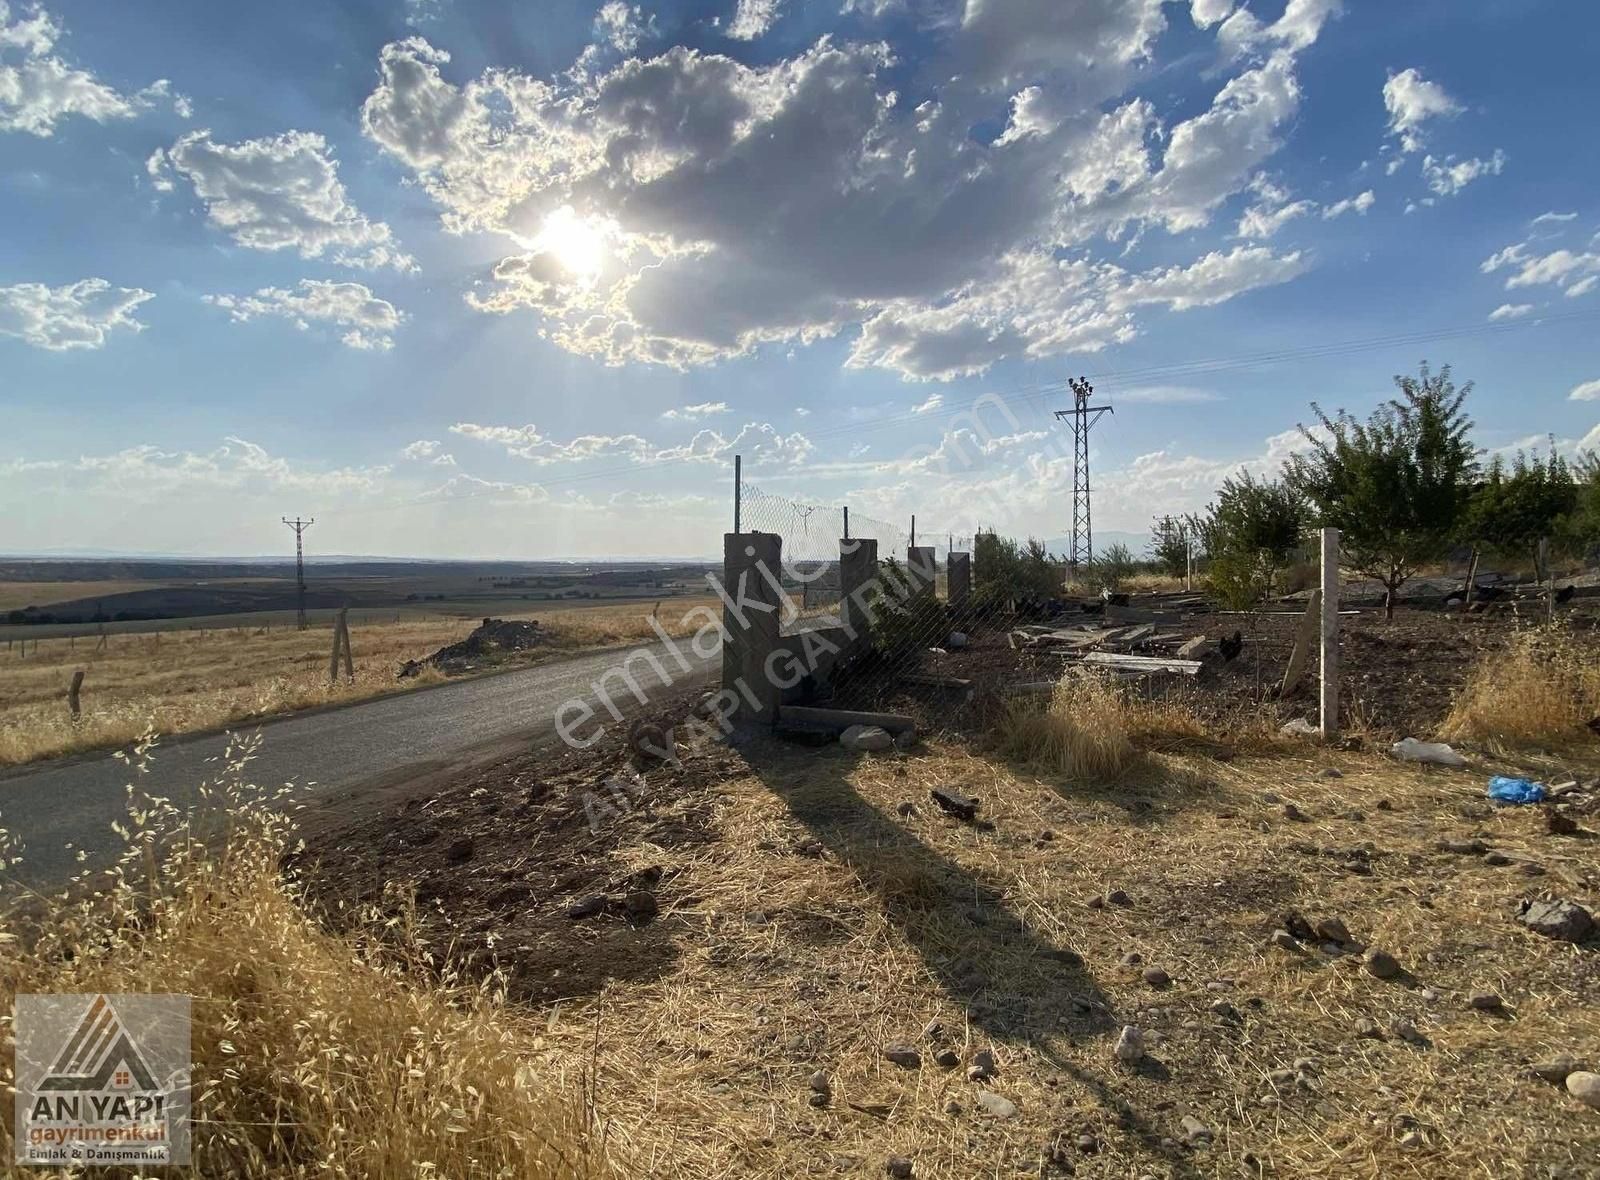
[68,670,84,721]
[840,536,878,654]
[720,531,783,726]
[1319,527,1340,739]
[733,454,742,534]
[948,551,972,608]
[1540,537,1552,624]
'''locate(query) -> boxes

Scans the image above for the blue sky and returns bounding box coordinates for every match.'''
[3,0,1598,559]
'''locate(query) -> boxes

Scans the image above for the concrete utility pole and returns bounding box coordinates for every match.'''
[1319,527,1341,739]
[1053,376,1114,575]
[282,516,314,631]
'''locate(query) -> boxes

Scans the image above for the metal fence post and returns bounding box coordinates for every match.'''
[734,454,742,534]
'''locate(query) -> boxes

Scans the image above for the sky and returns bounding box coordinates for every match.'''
[3,0,1599,560]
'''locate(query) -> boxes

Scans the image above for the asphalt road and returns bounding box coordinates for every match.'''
[0,638,716,888]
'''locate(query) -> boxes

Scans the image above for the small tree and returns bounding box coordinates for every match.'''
[1285,362,1478,619]
[1561,450,1600,561]
[1466,446,1578,577]
[1086,543,1136,593]
[1198,472,1302,608]
[1149,515,1190,579]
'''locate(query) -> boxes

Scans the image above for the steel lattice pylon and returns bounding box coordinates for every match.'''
[1053,377,1113,572]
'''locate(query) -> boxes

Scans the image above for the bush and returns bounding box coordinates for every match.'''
[867,558,949,658]
[1441,631,1600,748]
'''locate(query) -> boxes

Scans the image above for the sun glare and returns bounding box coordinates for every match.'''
[533,205,609,281]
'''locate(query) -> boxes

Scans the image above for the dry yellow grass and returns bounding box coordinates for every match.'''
[0,600,714,766]
[1442,628,1600,749]
[0,739,611,1178]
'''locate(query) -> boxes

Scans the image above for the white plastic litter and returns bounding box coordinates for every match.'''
[1391,737,1468,767]
[1280,718,1319,736]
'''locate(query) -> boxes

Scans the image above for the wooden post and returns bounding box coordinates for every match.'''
[1319,528,1340,739]
[68,670,84,721]
[1464,544,1480,606]
[330,606,353,683]
[1279,588,1322,698]
[1539,537,1553,624]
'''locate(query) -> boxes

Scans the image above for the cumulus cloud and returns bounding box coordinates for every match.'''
[1481,241,1600,295]
[1217,0,1341,60]
[0,277,153,350]
[401,439,441,459]
[0,1,185,135]
[1569,379,1600,402]
[358,5,1333,380]
[1321,190,1374,219]
[14,436,389,498]
[148,130,415,271]
[725,0,782,40]
[1488,303,1533,321]
[1421,150,1505,197]
[204,279,405,349]
[661,401,728,419]
[594,2,654,52]
[1383,67,1461,153]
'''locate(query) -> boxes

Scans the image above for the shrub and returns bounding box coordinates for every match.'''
[1441,631,1600,748]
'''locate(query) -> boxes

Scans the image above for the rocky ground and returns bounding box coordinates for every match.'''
[296,671,1600,1179]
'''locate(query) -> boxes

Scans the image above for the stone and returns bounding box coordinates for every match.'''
[1180,1116,1213,1146]
[1484,851,1512,866]
[1269,1068,1295,1087]
[975,1090,1019,1119]
[1270,929,1300,952]
[1400,1131,1423,1149]
[896,801,918,817]
[893,728,919,752]
[1531,1055,1584,1085]
[1354,1018,1383,1039]
[1143,967,1172,988]
[1113,1025,1144,1065]
[1319,767,1344,779]
[1419,987,1441,1003]
[809,1070,831,1093]
[1468,991,1503,1011]
[922,1019,943,1040]
[1315,916,1352,944]
[1364,947,1402,979]
[883,1045,921,1069]
[1077,1134,1098,1153]
[444,836,474,863]
[947,631,969,650]
[1210,1000,1239,1021]
[1376,798,1393,811]
[971,1048,998,1077]
[943,1099,962,1115]
[1566,1072,1600,1109]
[885,1156,914,1178]
[934,1049,959,1069]
[567,894,609,920]
[1107,889,1132,906]
[842,724,894,752]
[622,891,659,921]
[1546,809,1579,836]
[1087,894,1106,909]
[1281,911,1317,941]
[1260,792,1283,805]
[1391,1017,1425,1045]
[1120,951,1143,968]
[1517,898,1595,943]
[807,1091,829,1108]
[1438,838,1487,855]
[1283,803,1310,822]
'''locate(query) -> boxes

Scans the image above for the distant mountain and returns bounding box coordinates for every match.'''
[1038,530,1153,560]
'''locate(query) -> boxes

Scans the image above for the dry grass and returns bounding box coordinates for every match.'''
[0,739,611,1178]
[498,729,1600,1179]
[0,600,714,766]
[1441,628,1600,749]
[0,580,186,612]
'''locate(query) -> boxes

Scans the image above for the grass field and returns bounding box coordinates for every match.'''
[0,599,715,766]
[0,579,182,612]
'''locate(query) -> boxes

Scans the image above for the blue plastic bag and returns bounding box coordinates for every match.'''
[1487,776,1546,804]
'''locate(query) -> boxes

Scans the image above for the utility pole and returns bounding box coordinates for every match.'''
[282,516,314,630]
[1053,376,1114,574]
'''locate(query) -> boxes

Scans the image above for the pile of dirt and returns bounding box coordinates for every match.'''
[399,616,548,677]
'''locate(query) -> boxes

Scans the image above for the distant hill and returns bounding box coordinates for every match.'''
[1038,530,1153,560]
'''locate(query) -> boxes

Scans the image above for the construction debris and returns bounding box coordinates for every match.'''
[399,617,548,677]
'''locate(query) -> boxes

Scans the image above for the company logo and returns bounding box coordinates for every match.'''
[14,993,191,1166]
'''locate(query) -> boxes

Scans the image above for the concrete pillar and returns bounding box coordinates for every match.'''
[948,552,972,607]
[839,537,878,650]
[720,531,784,726]
[1319,527,1340,739]
[908,546,938,602]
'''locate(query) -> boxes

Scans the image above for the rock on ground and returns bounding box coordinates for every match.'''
[842,725,895,753]
[1566,1072,1600,1110]
[1517,898,1595,943]
[974,1090,1018,1118]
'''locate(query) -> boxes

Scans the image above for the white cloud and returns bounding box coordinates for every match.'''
[661,401,729,419]
[1321,190,1374,219]
[594,2,654,52]
[1487,303,1533,321]
[0,1,185,135]
[1190,0,1234,28]
[1236,196,1313,239]
[1569,379,1600,402]
[17,437,389,498]
[204,280,405,350]
[1217,0,1341,59]
[1421,150,1505,197]
[726,0,782,40]
[359,11,1329,380]
[912,393,944,415]
[1482,242,1600,294]
[1531,211,1577,227]
[148,130,415,271]
[401,439,441,459]
[1382,67,1460,153]
[450,418,811,469]
[0,277,153,350]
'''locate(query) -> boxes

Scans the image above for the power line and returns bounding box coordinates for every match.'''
[281,516,314,629]
[1053,376,1114,571]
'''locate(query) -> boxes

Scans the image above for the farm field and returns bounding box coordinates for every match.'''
[0,597,716,766]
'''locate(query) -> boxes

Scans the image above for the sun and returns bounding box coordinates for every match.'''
[532,205,610,281]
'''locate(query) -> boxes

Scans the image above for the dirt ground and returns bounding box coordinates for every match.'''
[298,661,1600,1178]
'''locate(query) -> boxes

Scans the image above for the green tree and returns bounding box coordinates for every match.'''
[1564,450,1600,558]
[1088,542,1136,592]
[1149,515,1190,579]
[1465,446,1578,576]
[1198,472,1302,609]
[1285,362,1478,619]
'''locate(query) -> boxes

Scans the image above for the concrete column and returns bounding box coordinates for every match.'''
[721,531,784,726]
[908,546,938,602]
[839,537,879,650]
[948,552,972,608]
[1319,527,1340,739]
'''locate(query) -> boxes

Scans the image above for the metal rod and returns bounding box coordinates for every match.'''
[843,506,849,540]
[734,454,742,533]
